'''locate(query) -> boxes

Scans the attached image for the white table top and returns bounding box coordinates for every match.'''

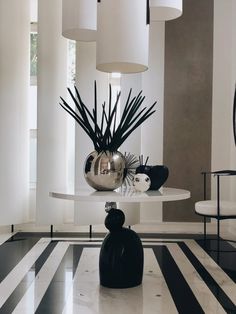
[50,187,190,203]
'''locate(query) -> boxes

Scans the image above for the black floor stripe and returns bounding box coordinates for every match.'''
[13,231,206,239]
[153,245,204,314]
[197,239,236,283]
[36,244,83,314]
[0,241,57,314]
[179,242,236,313]
[0,235,40,283]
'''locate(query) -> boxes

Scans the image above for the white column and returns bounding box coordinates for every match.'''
[120,74,142,226]
[212,0,235,199]
[36,0,68,224]
[230,0,236,236]
[0,0,30,225]
[30,0,37,23]
[141,21,165,223]
[212,0,236,235]
[74,42,109,225]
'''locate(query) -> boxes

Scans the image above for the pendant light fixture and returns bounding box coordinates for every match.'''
[96,0,149,73]
[150,0,182,21]
[62,0,97,41]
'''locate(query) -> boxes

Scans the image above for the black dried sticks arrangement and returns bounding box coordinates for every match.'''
[60,81,157,153]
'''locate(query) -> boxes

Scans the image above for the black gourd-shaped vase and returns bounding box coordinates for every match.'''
[99,208,144,288]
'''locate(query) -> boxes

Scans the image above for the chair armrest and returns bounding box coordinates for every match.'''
[213,170,236,176]
[201,170,236,176]
[201,170,236,201]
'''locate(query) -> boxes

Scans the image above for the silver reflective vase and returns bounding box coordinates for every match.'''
[84,151,125,191]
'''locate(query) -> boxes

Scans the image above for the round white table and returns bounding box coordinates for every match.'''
[50,187,190,203]
[50,187,190,288]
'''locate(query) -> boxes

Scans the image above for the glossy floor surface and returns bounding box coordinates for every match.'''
[0,232,236,313]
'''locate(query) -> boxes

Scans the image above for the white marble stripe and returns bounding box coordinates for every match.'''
[0,233,15,246]
[70,242,182,246]
[62,248,100,314]
[0,238,51,308]
[142,248,177,314]
[142,242,184,246]
[62,248,178,314]
[67,241,102,246]
[64,241,182,246]
[12,242,70,314]
[167,243,226,314]
[141,238,191,243]
[185,240,236,305]
[228,240,236,249]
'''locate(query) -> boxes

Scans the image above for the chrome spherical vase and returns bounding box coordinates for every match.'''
[84,151,125,191]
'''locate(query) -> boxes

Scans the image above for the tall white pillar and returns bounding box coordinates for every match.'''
[141,21,165,223]
[212,0,236,235]
[120,74,142,226]
[36,0,68,224]
[74,42,109,225]
[230,0,236,236]
[212,0,234,200]
[0,0,30,225]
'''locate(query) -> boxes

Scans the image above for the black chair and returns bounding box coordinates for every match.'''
[195,170,236,250]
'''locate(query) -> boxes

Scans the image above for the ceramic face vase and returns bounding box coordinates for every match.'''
[133,173,151,192]
[135,165,169,190]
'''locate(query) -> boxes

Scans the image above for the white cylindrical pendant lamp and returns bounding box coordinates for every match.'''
[62,0,97,41]
[150,0,182,21]
[96,0,149,73]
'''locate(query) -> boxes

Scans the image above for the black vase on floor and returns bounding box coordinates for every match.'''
[136,165,169,190]
[99,208,144,288]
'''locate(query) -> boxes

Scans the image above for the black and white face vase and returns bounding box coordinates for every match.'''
[133,173,151,192]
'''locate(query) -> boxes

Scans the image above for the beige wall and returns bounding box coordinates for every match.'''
[163,0,214,222]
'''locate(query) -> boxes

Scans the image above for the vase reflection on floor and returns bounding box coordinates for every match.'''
[84,150,126,191]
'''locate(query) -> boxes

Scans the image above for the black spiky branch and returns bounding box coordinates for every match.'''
[123,152,139,187]
[60,81,157,153]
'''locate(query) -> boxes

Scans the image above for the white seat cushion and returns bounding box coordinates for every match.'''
[195,200,236,216]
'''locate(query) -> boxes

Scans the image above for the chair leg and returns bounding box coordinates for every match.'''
[216,219,220,264]
[203,217,206,243]
[50,225,53,238]
[89,225,92,239]
[217,219,220,240]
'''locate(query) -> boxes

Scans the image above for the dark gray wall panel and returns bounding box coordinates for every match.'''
[163,0,213,222]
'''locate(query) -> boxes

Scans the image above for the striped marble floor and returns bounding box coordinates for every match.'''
[0,233,235,313]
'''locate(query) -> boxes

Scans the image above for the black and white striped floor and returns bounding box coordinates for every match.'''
[0,233,235,313]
